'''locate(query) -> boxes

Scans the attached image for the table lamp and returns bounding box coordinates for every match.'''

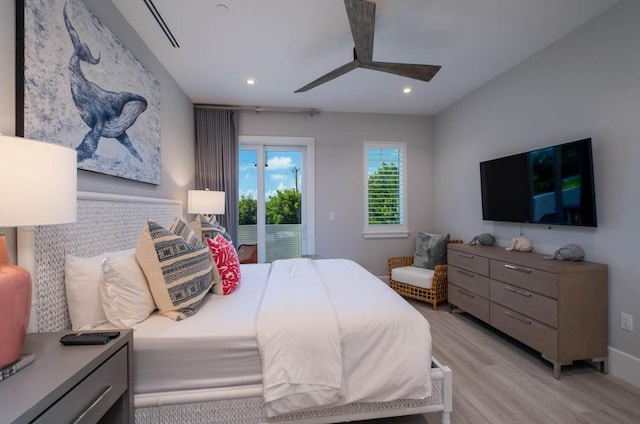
[0,135,77,369]
[187,189,225,220]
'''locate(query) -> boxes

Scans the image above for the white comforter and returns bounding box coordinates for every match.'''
[256,258,432,416]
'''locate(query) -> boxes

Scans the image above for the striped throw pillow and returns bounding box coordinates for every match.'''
[170,216,222,288]
[190,214,233,244]
[136,220,214,320]
[169,217,204,247]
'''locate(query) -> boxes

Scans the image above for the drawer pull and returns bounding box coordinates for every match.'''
[72,386,113,424]
[504,263,532,273]
[505,310,532,325]
[456,269,475,277]
[504,285,532,297]
[457,253,475,259]
[457,288,475,298]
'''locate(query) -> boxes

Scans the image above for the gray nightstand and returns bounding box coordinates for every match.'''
[0,330,133,423]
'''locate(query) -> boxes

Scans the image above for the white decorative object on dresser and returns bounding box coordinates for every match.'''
[447,243,608,379]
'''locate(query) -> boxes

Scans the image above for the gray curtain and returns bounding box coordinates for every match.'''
[194,107,239,244]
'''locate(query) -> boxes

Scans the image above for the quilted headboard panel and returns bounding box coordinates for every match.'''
[18,192,182,332]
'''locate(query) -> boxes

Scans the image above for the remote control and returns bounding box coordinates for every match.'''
[66,331,120,339]
[59,331,120,346]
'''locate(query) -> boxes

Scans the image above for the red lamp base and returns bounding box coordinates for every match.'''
[0,235,32,369]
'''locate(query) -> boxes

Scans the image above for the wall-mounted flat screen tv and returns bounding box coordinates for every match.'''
[480,138,597,227]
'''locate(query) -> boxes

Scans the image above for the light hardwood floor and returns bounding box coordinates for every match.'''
[354,300,640,424]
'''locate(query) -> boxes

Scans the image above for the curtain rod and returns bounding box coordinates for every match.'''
[194,103,320,116]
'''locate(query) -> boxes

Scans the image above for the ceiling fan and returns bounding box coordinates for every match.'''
[294,0,441,93]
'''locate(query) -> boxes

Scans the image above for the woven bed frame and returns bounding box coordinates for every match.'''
[17,192,453,424]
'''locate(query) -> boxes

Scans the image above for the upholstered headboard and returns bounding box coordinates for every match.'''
[17,192,182,333]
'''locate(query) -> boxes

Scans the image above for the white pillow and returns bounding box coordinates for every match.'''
[64,249,133,331]
[100,253,156,328]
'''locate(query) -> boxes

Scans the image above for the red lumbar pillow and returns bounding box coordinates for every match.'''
[206,234,241,295]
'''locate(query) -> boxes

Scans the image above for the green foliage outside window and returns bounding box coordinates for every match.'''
[238,193,257,225]
[239,188,301,225]
[368,162,401,225]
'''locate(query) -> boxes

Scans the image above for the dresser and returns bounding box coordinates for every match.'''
[0,330,133,423]
[447,244,607,379]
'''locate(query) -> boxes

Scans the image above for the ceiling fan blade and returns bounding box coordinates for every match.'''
[362,61,442,82]
[294,60,361,93]
[344,0,375,62]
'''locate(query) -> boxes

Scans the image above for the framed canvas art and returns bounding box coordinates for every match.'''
[16,0,161,184]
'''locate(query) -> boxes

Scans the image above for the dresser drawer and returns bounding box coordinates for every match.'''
[448,265,490,298]
[490,303,557,359]
[448,249,489,275]
[490,260,558,298]
[490,280,558,328]
[34,347,128,424]
[449,283,490,323]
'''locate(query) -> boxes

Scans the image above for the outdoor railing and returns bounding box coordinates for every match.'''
[237,224,302,263]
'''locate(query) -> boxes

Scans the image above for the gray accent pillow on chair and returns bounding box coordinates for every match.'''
[414,232,450,270]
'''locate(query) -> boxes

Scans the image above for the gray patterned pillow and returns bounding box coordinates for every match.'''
[169,217,204,247]
[413,232,450,270]
[191,214,233,244]
[136,220,214,320]
[169,217,222,288]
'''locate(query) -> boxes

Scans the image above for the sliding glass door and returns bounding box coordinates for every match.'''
[238,137,314,263]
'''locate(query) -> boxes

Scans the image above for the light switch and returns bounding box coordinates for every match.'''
[329,212,335,221]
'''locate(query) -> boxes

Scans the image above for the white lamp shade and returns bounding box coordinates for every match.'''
[188,190,225,215]
[0,136,77,226]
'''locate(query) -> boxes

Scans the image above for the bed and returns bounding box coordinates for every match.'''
[17,192,452,424]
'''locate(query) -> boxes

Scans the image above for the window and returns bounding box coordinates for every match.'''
[363,142,408,238]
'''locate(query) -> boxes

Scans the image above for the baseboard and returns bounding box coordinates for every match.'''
[608,346,640,389]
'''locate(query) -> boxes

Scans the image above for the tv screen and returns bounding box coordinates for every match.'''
[480,138,597,227]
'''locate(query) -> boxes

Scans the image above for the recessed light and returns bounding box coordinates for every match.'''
[246,78,257,85]
[403,87,412,94]
[216,4,229,13]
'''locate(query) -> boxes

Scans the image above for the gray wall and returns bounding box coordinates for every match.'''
[0,0,195,262]
[240,111,436,277]
[434,0,640,386]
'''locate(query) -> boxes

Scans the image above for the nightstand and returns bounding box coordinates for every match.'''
[0,329,133,423]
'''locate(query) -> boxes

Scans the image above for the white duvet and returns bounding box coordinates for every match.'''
[256,258,432,416]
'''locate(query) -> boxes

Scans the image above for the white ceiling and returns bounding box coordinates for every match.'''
[112,0,620,115]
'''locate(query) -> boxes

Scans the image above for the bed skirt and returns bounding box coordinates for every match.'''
[135,359,452,424]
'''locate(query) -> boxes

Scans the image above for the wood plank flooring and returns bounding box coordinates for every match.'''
[353,300,640,424]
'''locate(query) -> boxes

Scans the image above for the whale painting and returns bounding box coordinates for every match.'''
[18,0,161,184]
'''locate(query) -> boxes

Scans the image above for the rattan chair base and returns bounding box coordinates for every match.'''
[387,239,463,311]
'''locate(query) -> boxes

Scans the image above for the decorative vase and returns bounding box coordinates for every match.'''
[0,238,32,369]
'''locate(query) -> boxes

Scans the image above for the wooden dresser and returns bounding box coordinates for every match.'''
[447,243,608,379]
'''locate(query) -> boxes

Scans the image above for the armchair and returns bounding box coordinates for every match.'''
[388,239,463,310]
